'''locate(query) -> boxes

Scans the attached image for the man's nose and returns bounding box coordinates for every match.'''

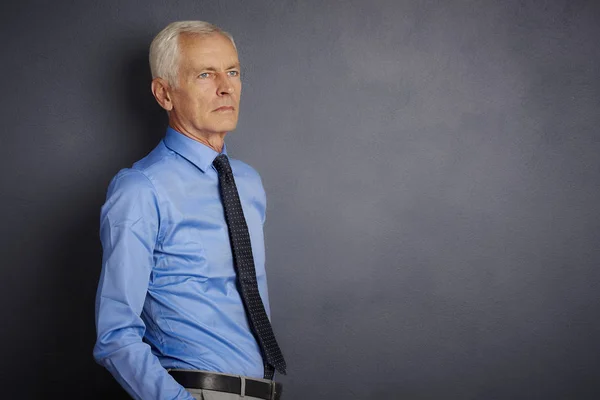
[216,73,233,96]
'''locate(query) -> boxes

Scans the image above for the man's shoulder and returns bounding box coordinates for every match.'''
[106,168,155,200]
[106,141,172,195]
[229,157,266,203]
[131,140,173,175]
[229,157,262,180]
[118,140,182,185]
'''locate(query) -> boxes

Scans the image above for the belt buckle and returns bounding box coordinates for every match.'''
[239,375,245,397]
[271,381,283,400]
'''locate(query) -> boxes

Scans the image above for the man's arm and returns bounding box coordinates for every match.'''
[93,169,193,400]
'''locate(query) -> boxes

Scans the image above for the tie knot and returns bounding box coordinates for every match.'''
[213,154,232,176]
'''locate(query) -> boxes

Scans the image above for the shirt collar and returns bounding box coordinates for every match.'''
[163,127,228,173]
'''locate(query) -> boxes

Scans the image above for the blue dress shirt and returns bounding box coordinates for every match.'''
[93,127,270,400]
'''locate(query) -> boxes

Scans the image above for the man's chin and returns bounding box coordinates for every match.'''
[213,121,238,133]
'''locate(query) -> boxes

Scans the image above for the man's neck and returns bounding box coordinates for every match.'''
[169,124,226,153]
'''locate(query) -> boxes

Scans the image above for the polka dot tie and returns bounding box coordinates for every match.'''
[213,154,286,379]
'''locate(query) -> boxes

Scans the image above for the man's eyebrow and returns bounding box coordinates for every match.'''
[194,63,241,72]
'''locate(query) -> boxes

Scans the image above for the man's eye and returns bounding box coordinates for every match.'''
[228,71,239,77]
[198,72,210,79]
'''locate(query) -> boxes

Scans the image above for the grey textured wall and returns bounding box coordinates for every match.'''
[1,1,599,399]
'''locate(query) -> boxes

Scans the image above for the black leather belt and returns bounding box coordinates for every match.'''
[169,370,283,400]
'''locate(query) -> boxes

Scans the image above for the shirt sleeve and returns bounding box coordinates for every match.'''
[93,169,194,400]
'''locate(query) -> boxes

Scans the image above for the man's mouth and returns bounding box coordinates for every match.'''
[214,106,234,112]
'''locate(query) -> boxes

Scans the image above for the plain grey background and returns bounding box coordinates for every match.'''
[1,1,599,399]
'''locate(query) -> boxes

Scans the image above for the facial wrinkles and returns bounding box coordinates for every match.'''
[169,33,241,138]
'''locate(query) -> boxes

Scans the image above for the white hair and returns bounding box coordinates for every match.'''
[149,21,236,87]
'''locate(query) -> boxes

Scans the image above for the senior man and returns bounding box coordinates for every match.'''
[93,21,286,400]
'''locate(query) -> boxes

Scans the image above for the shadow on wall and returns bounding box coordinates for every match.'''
[30,41,167,399]
[120,42,168,153]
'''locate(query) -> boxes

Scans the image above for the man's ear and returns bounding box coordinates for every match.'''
[151,78,174,111]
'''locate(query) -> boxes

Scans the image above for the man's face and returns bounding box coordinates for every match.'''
[168,33,241,138]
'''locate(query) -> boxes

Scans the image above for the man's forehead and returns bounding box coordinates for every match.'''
[179,32,235,52]
[179,33,238,66]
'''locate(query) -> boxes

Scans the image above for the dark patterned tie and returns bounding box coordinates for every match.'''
[213,154,286,379]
